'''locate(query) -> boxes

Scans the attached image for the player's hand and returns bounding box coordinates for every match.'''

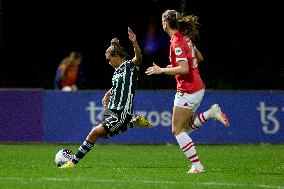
[102,90,111,108]
[102,95,110,108]
[128,27,137,43]
[145,62,162,75]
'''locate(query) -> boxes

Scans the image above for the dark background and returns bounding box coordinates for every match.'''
[0,0,283,90]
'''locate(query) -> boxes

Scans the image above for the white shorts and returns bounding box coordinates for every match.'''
[174,89,205,112]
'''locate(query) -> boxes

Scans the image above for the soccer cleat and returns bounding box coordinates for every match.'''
[59,161,75,169]
[188,165,205,174]
[132,115,152,128]
[210,104,230,128]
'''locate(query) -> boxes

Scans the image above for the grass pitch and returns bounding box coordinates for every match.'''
[0,143,283,189]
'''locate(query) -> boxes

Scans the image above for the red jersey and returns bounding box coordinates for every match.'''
[169,31,205,94]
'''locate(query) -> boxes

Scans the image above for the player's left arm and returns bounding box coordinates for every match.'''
[128,27,142,66]
[102,88,112,108]
[194,46,203,63]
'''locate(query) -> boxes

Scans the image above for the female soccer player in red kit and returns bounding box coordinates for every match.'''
[145,10,229,173]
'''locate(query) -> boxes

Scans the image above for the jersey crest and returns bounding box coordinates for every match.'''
[175,47,182,56]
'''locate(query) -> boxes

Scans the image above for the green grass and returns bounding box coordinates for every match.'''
[0,143,284,189]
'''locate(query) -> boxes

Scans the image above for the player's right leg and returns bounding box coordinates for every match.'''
[173,90,206,173]
[209,104,229,127]
[60,109,118,169]
[172,106,205,173]
[60,125,106,169]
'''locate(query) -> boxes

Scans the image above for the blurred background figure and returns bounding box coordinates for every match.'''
[54,51,85,91]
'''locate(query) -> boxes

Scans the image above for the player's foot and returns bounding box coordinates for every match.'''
[188,165,205,174]
[132,115,152,128]
[209,104,229,127]
[59,161,75,169]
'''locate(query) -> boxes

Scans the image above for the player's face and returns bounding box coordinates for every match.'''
[162,17,167,32]
[105,53,118,68]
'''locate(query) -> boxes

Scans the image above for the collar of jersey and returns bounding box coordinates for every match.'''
[115,60,127,70]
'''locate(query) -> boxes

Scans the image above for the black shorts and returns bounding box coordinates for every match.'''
[101,108,133,138]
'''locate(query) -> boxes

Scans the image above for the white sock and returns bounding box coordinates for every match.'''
[189,110,210,129]
[175,132,203,169]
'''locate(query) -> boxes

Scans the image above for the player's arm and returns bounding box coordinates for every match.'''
[194,46,203,62]
[128,27,142,66]
[162,60,189,75]
[145,61,189,76]
[102,88,112,108]
[145,42,189,75]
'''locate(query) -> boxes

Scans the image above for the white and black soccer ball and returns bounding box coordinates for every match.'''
[54,149,74,167]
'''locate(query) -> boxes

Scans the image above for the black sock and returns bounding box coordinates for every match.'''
[128,121,134,128]
[72,140,94,164]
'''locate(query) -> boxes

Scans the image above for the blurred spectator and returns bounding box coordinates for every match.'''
[54,51,85,91]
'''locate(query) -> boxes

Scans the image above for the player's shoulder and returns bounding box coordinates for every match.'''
[125,60,136,67]
[172,34,187,46]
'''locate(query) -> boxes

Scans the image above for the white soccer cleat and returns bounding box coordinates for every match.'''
[210,104,229,128]
[188,165,205,174]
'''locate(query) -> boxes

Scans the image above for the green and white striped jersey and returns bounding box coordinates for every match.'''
[108,60,138,113]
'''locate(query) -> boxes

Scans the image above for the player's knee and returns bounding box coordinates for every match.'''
[87,126,104,142]
[172,127,183,136]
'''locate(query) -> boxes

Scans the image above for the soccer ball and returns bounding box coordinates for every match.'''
[54,149,74,167]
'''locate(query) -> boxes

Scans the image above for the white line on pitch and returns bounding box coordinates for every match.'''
[0,177,283,189]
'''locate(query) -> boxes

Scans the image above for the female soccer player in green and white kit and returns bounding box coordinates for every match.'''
[60,27,151,168]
